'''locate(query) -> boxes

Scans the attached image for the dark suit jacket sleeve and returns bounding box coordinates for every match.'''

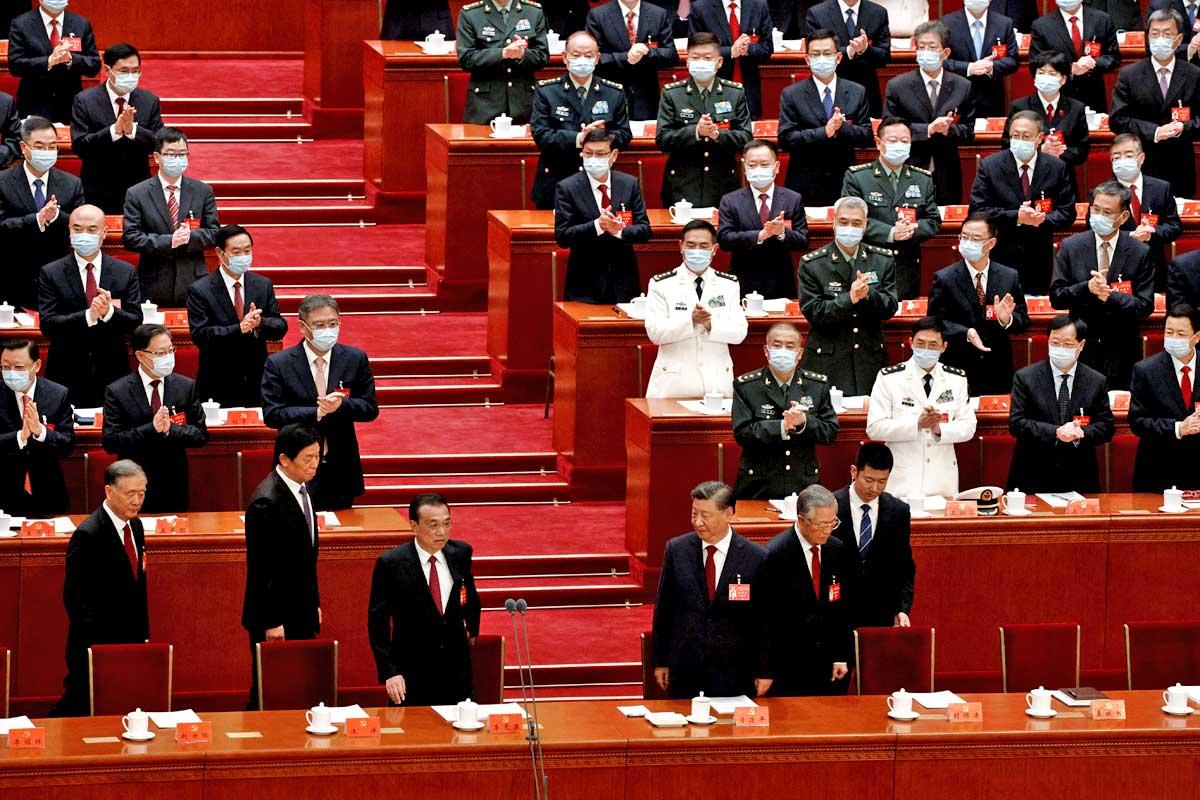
[893,505,916,614]
[554,182,601,247]
[778,90,828,148]
[261,356,319,427]
[842,88,875,143]
[113,270,144,331]
[1109,72,1160,141]
[101,381,157,452]
[1062,107,1090,168]
[42,390,75,456]
[460,543,481,637]
[1129,363,1180,440]
[367,554,400,681]
[134,96,163,148]
[1045,165,1077,228]
[186,285,241,344]
[1007,274,1030,333]
[122,188,175,255]
[244,495,284,630]
[731,378,786,444]
[0,98,18,165]
[70,92,114,158]
[258,280,288,340]
[1167,258,1190,309]
[1094,15,1118,73]
[1084,376,1115,443]
[37,267,90,334]
[622,180,652,242]
[1049,242,1090,307]
[339,350,379,422]
[1008,368,1058,443]
[969,158,1019,222]
[1153,186,1183,244]
[650,539,678,667]
[995,25,1020,77]
[188,184,219,250]
[610,91,633,149]
[1104,245,1154,319]
[167,380,209,446]
[6,18,47,76]
[861,10,891,66]
[62,527,100,637]
[915,180,942,240]
[531,89,580,155]
[927,271,969,341]
[718,193,759,250]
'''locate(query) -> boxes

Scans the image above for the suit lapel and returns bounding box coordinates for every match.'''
[95,86,117,125]
[209,272,238,321]
[706,2,733,41]
[1164,63,1189,110]
[577,176,601,217]
[149,180,175,230]
[126,373,152,417]
[290,345,319,398]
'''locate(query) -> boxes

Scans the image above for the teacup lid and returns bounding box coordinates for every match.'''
[0,300,11,310]
[895,687,908,695]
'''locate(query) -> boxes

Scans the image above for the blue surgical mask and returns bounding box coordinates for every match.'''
[915,49,943,72]
[224,254,252,276]
[958,239,985,263]
[71,232,101,256]
[1164,336,1194,358]
[808,55,837,79]
[309,325,339,351]
[1048,345,1078,371]
[1089,212,1118,237]
[912,347,940,370]
[688,59,718,82]
[159,155,188,178]
[152,353,175,377]
[963,0,989,12]
[41,0,67,12]
[2,369,30,393]
[567,56,596,79]
[683,248,712,273]
[767,347,798,373]
[883,142,910,165]
[27,149,57,172]
[834,226,863,248]
[1150,36,1177,61]
[1111,157,1140,182]
[1034,73,1062,96]
[112,72,140,95]
[1009,139,1036,162]
[1055,0,1082,11]
[745,166,775,188]
[582,156,610,180]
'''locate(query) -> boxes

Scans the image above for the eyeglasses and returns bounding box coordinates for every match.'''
[160,150,189,158]
[303,320,340,331]
[803,517,841,532]
[140,347,176,357]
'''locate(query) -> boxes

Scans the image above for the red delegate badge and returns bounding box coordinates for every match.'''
[63,36,82,53]
[728,581,750,601]
[1047,129,1065,145]
[1033,197,1053,213]
[170,411,187,425]
[1173,106,1192,123]
[827,579,841,603]
[1141,212,1159,227]
[896,207,916,224]
[615,210,633,225]
[1085,40,1101,58]
[1109,280,1131,294]
[991,43,1007,58]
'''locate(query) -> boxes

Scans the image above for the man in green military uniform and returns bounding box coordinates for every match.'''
[799,195,899,397]
[842,117,941,301]
[457,0,549,124]
[732,321,839,499]
[656,32,752,208]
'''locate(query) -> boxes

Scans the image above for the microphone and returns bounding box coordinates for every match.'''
[505,598,544,800]
[515,599,549,800]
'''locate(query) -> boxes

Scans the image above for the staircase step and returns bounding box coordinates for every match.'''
[376,381,504,406]
[361,452,556,474]
[208,178,364,198]
[161,118,314,140]
[367,356,493,379]
[506,662,644,687]
[258,265,426,287]
[361,478,570,505]
[275,287,437,314]
[476,579,642,609]
[160,97,304,116]
[218,200,375,225]
[473,552,630,579]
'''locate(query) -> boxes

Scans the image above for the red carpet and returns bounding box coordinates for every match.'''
[358,405,553,454]
[441,503,627,556]
[278,312,486,357]
[480,605,653,666]
[249,225,426,268]
[141,59,303,97]
[190,140,363,181]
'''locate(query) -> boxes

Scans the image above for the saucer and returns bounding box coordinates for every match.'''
[305,724,338,735]
[743,310,769,318]
[452,720,485,731]
[205,419,225,427]
[887,709,920,721]
[1158,505,1189,514]
[488,129,527,139]
[685,714,717,725]
[417,44,454,55]
[121,730,156,741]
[909,511,932,519]
[1025,707,1057,718]
[1003,508,1033,517]
[0,530,16,539]
[1162,705,1195,716]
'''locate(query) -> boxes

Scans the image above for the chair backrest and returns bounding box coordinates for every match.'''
[471,635,505,704]
[89,643,173,716]
[257,640,339,710]
[1000,623,1080,693]
[854,627,935,695]
[240,449,276,509]
[1125,621,1200,690]
[1,647,9,718]
[84,450,118,511]
[640,632,668,700]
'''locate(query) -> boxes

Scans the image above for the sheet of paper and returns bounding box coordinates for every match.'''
[617,705,651,717]
[327,704,368,724]
[321,511,341,527]
[149,709,202,728]
[676,399,731,415]
[1050,690,1093,708]
[762,299,790,313]
[1035,492,1084,509]
[615,302,645,319]
[14,313,35,327]
[431,702,527,723]
[1182,685,1200,705]
[708,695,758,715]
[0,715,34,734]
[839,396,866,410]
[910,691,965,709]
[52,516,76,533]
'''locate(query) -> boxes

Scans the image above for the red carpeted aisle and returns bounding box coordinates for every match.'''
[140,59,303,98]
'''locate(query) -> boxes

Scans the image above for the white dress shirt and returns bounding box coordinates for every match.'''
[415,541,452,611]
[1013,150,1038,176]
[102,500,134,549]
[618,0,642,33]
[139,366,167,410]
[700,528,732,593]
[25,162,58,229]
[1037,90,1061,115]
[304,340,332,392]
[77,251,114,327]
[40,7,66,41]
[1118,173,1144,209]
[1152,56,1175,90]
[813,74,838,102]
[14,377,47,448]
[106,81,138,141]
[220,265,246,311]
[275,465,315,544]
[1053,362,1078,401]
[1059,8,1084,43]
[839,0,861,27]
[967,9,989,58]
[1171,351,1196,439]
[847,485,878,550]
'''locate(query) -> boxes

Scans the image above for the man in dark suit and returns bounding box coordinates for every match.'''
[1147,0,1198,58]
[833,443,915,629]
[928,212,1029,395]
[1129,305,1200,491]
[530,32,632,209]
[1029,1,1119,113]
[1168,250,1200,309]
[187,225,287,407]
[1050,180,1154,390]
[262,294,379,510]
[943,0,1020,118]
[687,0,775,119]
[1008,316,1115,492]
[717,139,809,299]
[651,481,771,698]
[804,0,892,116]
[381,0,452,39]
[70,43,163,215]
[991,0,1039,33]
[7,0,100,122]
[241,423,323,709]
[0,339,74,517]
[122,127,220,306]
[969,110,1077,294]
[588,0,680,121]
[0,115,83,310]
[760,485,854,696]
[1110,133,1181,293]
[1004,52,1091,198]
[1087,0,1141,32]
[369,493,482,706]
[51,460,149,717]
[38,204,143,407]
[884,21,975,205]
[553,128,651,303]
[778,29,873,207]
[1110,9,1200,200]
[0,90,22,168]
[101,324,209,513]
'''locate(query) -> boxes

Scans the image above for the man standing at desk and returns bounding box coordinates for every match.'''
[457,0,550,125]
[7,0,100,122]
[587,0,679,122]
[686,0,775,119]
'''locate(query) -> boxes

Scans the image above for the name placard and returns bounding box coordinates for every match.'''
[1066,498,1101,515]
[175,721,212,744]
[345,717,381,738]
[488,713,523,734]
[734,707,770,727]
[1091,699,1126,720]
[945,501,978,518]
[8,728,45,748]
[947,702,983,722]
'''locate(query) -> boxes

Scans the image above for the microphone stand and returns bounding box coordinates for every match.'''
[506,598,544,800]
[517,599,549,800]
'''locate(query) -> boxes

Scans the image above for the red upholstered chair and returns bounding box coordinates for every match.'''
[1,647,9,717]
[854,627,935,695]
[239,449,276,507]
[470,635,505,704]
[640,632,668,700]
[256,640,339,710]
[83,450,118,510]
[1125,621,1200,690]
[88,643,173,716]
[999,623,1080,692]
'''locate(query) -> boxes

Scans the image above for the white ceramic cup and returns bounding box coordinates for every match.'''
[456,698,479,725]
[490,115,513,135]
[202,400,221,422]
[0,510,10,531]
[0,302,13,326]
[690,692,710,719]
[1164,487,1184,511]
[1006,489,1026,512]
[122,707,149,735]
[830,386,844,408]
[905,495,926,516]
[782,493,798,520]
[1026,686,1053,713]
[887,689,912,715]
[703,391,724,411]
[306,702,332,729]
[669,199,693,223]
[424,30,446,45]
[547,30,561,46]
[742,292,764,314]
[628,295,648,318]
[1164,683,1190,710]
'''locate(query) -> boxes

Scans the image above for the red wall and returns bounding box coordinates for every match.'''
[85,0,307,55]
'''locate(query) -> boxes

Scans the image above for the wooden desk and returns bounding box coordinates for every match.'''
[3,508,410,716]
[1,693,1196,799]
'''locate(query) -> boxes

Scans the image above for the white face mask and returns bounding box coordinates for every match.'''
[1048,345,1078,371]
[745,165,775,189]
[582,156,611,180]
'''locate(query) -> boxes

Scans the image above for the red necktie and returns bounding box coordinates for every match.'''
[22,395,32,494]
[84,262,98,305]
[704,544,717,603]
[729,1,742,84]
[150,379,161,413]
[167,185,179,227]
[1045,103,1054,120]
[428,555,443,614]
[233,280,244,320]
[626,9,636,45]
[598,182,610,210]
[811,545,821,598]
[49,18,59,48]
[1021,164,1031,200]
[759,192,770,225]
[123,523,139,579]
[1130,184,1141,225]
[1183,365,1192,410]
[115,96,125,117]
[975,271,986,308]
[1070,16,1082,57]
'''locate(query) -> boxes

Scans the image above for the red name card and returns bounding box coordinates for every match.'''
[896,207,916,224]
[638,122,656,137]
[899,298,928,316]
[1066,498,1101,515]
[1172,106,1192,123]
[224,409,262,426]
[106,214,124,232]
[175,721,212,744]
[0,40,8,57]
[488,713,523,734]
[752,120,778,137]
[1123,31,1145,46]
[734,706,770,727]
[63,36,82,53]
[8,728,45,748]
[157,516,190,534]
[784,300,801,316]
[945,501,977,517]
[346,717,381,738]
[1183,201,1200,217]
[20,520,53,537]
[977,394,1011,411]
[728,582,750,601]
[1032,197,1053,214]
[1018,33,1031,49]
[984,117,1006,132]
[163,310,188,327]
[941,205,968,221]
[55,125,71,142]
[1091,699,1125,720]
[947,702,983,722]
[1111,393,1130,411]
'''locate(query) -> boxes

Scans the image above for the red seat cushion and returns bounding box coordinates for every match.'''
[855,627,935,695]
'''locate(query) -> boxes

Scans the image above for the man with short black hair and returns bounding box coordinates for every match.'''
[1109,132,1180,292]
[1004,51,1089,198]
[0,338,74,517]
[8,0,100,122]
[804,0,892,116]
[686,0,775,118]
[1029,0,1119,113]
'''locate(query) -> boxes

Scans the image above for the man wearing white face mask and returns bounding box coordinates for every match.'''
[7,0,100,122]
[1029,0,1118,113]
[645,219,748,398]
[530,31,631,209]
[70,43,163,215]
[1004,51,1089,199]
[1129,304,1200,491]
[867,317,975,499]
[942,0,1019,118]
[1109,133,1181,293]
[102,323,209,513]
[1050,180,1154,390]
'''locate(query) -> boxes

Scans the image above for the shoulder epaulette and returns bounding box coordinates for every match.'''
[881,363,906,375]
[599,77,624,90]
[848,162,872,171]
[719,78,744,88]
[651,269,675,281]
[714,270,738,281]
[942,364,967,377]
[737,367,766,383]
[522,0,541,6]
[863,243,896,257]
[908,165,932,176]
[663,79,687,89]
[462,0,485,8]
[537,76,558,86]
[801,369,828,382]
[802,244,829,261]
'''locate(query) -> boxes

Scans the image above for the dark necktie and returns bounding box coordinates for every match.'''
[1183,365,1193,410]
[1160,67,1170,100]
[1046,103,1054,120]
[923,373,932,397]
[975,271,986,308]
[858,504,873,557]
[811,545,821,598]
[428,554,443,614]
[32,178,45,210]
[823,86,834,121]
[1020,164,1031,200]
[149,379,161,413]
[233,280,244,320]
[299,484,314,542]
[1057,373,1071,424]
[577,84,586,101]
[1190,3,1198,33]
[84,262,99,305]
[845,8,856,39]
[928,79,939,111]
[115,96,125,118]
[704,544,717,603]
[759,192,770,225]
[695,275,704,300]
[123,523,139,579]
